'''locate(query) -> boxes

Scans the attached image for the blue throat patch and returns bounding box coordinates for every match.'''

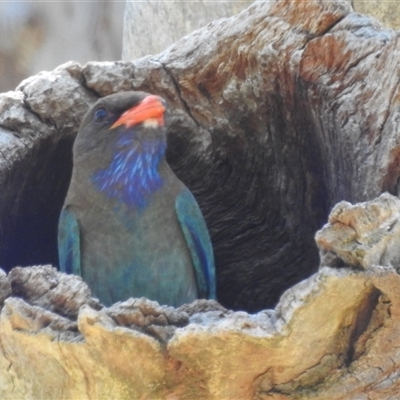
[91,132,166,209]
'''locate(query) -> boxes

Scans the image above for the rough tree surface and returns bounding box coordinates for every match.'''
[1,0,400,398]
[2,0,400,313]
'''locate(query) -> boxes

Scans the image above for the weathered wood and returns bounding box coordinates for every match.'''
[1,0,400,398]
[0,0,399,314]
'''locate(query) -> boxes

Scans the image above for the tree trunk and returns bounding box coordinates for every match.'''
[2,0,400,397]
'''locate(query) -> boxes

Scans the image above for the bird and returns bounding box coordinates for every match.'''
[58,91,216,307]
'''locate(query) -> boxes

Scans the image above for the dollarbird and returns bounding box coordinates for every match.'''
[58,91,216,307]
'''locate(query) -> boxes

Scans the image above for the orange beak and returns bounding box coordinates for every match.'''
[111,95,165,129]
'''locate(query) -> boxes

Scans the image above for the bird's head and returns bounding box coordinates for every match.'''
[72,91,170,207]
[75,91,167,156]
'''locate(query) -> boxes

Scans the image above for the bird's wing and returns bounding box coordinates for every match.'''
[175,189,216,299]
[58,207,82,276]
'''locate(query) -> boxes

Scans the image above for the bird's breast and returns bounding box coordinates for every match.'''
[90,138,166,209]
[78,184,198,307]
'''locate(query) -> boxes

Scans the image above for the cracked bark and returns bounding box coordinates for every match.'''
[1,0,400,396]
[157,60,202,128]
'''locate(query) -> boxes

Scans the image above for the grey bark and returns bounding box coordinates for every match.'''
[1,0,400,313]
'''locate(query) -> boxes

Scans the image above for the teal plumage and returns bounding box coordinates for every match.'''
[58,208,81,276]
[58,91,216,307]
[175,189,215,299]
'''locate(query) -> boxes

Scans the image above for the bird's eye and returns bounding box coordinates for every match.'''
[93,107,109,124]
